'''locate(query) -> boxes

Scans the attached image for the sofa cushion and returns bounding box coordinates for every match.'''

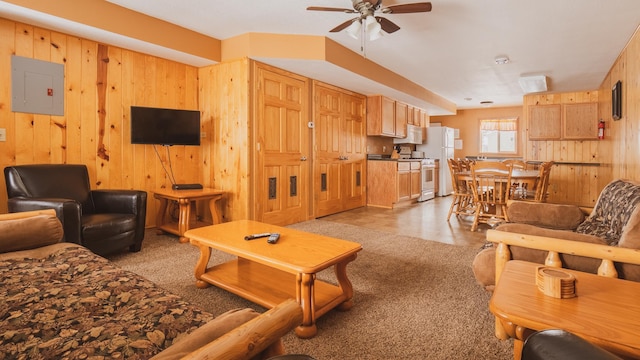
[618,205,640,249]
[576,179,640,245]
[0,214,63,253]
[507,201,585,230]
[0,246,214,358]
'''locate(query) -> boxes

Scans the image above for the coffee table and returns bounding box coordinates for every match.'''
[490,260,640,359]
[184,220,362,338]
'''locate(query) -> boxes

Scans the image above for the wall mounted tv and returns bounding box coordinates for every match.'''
[130,106,201,146]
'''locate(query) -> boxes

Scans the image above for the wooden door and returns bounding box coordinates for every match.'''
[341,92,367,210]
[314,83,344,217]
[254,63,310,225]
[314,83,366,217]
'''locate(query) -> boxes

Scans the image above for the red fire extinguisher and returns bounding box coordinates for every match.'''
[598,120,605,139]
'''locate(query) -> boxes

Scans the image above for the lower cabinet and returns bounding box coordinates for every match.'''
[367,160,421,208]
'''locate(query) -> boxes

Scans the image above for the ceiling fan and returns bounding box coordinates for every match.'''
[307,0,432,39]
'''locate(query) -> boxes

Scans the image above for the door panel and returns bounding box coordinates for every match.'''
[254,64,310,225]
[314,82,366,217]
[315,84,344,217]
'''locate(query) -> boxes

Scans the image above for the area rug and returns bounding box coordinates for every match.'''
[110,220,513,359]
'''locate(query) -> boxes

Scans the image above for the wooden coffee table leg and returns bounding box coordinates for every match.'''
[178,198,191,243]
[295,272,317,339]
[193,242,213,289]
[336,254,357,310]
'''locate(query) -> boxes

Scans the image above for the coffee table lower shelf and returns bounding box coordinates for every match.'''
[198,258,349,336]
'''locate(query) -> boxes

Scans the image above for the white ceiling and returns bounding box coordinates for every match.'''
[2,0,640,114]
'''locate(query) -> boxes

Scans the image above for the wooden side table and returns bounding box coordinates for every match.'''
[153,188,224,243]
[490,260,640,359]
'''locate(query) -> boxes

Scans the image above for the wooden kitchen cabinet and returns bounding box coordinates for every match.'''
[410,161,421,199]
[528,102,598,140]
[397,162,411,201]
[367,95,396,136]
[528,104,561,140]
[394,101,408,138]
[563,102,599,139]
[366,95,409,138]
[367,160,421,208]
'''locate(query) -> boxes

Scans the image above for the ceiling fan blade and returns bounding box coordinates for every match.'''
[330,19,358,33]
[382,2,432,14]
[377,17,401,34]
[307,6,356,13]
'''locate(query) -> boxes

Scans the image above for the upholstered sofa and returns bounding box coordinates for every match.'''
[0,209,302,359]
[472,178,640,290]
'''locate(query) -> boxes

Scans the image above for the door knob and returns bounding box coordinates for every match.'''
[301,156,307,161]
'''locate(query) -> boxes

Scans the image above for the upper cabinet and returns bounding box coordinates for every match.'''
[563,103,599,139]
[394,101,408,138]
[367,95,427,138]
[528,104,561,140]
[528,102,598,140]
[367,95,396,137]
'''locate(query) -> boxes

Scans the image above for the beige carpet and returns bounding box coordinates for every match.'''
[109,220,513,360]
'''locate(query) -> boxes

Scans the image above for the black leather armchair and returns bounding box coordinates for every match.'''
[4,164,147,256]
[522,329,623,360]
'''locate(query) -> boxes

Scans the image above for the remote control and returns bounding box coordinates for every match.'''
[267,233,280,244]
[244,232,271,240]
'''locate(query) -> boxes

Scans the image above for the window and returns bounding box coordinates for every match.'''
[479,118,518,154]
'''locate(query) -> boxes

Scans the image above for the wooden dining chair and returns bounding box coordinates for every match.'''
[469,161,513,231]
[502,159,527,170]
[530,161,554,202]
[446,159,475,221]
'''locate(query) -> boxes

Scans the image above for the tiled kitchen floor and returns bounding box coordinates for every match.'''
[318,196,490,247]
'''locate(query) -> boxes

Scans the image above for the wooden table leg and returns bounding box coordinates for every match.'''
[335,254,357,311]
[208,194,223,224]
[295,272,317,339]
[178,198,191,243]
[155,196,169,235]
[193,242,212,289]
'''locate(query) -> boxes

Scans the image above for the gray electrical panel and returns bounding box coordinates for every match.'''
[11,55,64,116]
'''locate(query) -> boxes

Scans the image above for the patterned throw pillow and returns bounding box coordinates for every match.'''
[576,180,640,246]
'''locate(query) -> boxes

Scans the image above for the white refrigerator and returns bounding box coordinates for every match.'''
[417,127,455,196]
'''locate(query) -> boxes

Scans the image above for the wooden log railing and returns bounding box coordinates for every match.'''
[486,229,640,340]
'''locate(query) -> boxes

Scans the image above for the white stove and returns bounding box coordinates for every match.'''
[418,158,436,202]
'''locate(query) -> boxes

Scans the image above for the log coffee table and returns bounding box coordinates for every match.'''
[490,260,640,359]
[184,220,362,338]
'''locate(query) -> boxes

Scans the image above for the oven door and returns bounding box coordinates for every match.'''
[419,165,436,201]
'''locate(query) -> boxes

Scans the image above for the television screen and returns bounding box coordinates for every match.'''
[130,106,201,145]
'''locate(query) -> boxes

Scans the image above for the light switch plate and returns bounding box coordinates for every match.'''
[0,128,6,142]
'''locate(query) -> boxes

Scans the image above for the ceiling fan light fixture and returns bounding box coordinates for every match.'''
[365,15,383,40]
[346,19,362,39]
[369,29,383,41]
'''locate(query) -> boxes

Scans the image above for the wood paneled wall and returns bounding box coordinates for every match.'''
[0,18,203,226]
[522,91,603,206]
[600,25,640,184]
[198,58,251,222]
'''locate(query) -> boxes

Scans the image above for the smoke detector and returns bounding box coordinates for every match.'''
[495,56,510,65]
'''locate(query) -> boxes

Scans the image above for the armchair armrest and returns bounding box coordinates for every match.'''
[7,197,82,244]
[91,190,147,214]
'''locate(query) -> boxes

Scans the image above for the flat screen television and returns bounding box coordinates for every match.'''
[130,106,201,145]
